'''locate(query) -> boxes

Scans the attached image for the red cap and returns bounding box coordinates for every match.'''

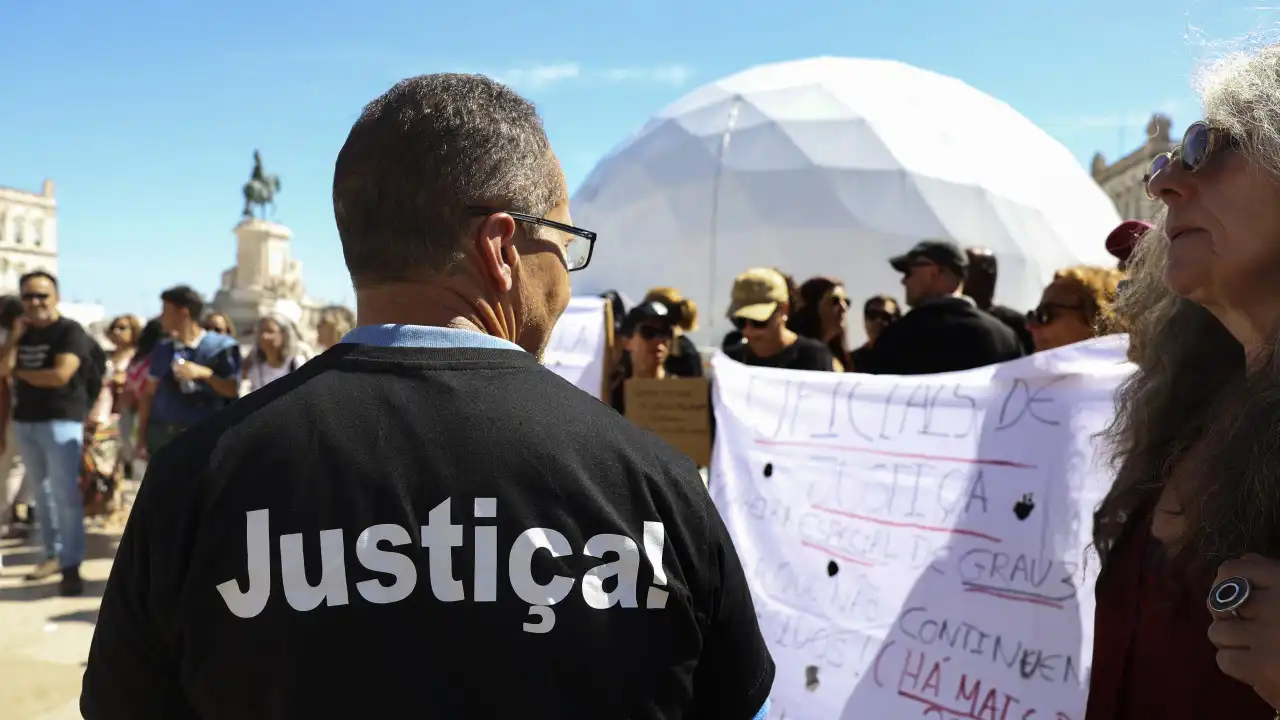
[1106,220,1153,264]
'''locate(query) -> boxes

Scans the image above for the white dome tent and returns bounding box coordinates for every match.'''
[571,56,1121,347]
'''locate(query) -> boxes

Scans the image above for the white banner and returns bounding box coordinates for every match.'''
[709,336,1134,720]
[544,297,609,400]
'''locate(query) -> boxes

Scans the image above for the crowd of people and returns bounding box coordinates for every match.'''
[0,38,1273,720]
[0,277,355,596]
[602,230,1136,412]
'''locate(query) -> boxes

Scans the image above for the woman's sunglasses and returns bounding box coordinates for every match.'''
[634,325,673,341]
[732,317,771,331]
[865,309,897,324]
[1143,120,1240,200]
[1027,302,1083,326]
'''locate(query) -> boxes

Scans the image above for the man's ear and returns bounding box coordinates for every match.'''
[473,213,520,294]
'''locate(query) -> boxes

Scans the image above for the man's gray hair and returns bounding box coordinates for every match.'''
[333,73,562,287]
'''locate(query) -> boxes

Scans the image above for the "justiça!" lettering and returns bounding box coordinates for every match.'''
[215,498,670,634]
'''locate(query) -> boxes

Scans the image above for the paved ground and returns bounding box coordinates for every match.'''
[0,518,124,720]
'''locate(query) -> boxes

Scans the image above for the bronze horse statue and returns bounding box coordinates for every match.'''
[242,150,282,219]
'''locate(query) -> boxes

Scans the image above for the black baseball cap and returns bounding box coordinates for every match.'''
[890,240,969,275]
[621,301,675,335]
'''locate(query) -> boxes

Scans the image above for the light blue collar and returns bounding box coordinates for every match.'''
[340,324,526,352]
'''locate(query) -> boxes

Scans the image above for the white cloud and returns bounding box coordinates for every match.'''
[599,65,694,86]
[494,63,583,90]
[493,63,695,90]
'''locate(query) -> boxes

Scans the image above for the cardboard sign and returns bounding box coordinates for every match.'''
[624,377,712,468]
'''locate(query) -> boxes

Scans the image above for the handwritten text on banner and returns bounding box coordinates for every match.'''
[709,337,1134,720]
[543,296,608,400]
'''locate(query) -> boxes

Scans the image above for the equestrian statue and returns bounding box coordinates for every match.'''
[242,150,282,219]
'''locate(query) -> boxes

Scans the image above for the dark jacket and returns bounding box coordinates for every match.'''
[986,304,1034,354]
[858,296,1024,375]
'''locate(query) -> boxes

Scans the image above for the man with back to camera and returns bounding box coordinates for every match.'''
[81,74,775,720]
[0,272,97,595]
[858,240,1023,375]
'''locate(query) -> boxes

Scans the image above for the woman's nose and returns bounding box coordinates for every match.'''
[1146,161,1192,206]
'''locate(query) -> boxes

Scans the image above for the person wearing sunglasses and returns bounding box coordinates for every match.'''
[859,240,1023,375]
[1024,266,1123,353]
[788,276,853,371]
[1087,47,1280,720]
[83,73,775,720]
[609,301,677,414]
[0,271,99,597]
[202,312,237,338]
[725,267,836,372]
[848,294,901,372]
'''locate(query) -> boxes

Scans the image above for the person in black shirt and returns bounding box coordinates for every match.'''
[82,73,774,720]
[725,267,836,371]
[0,271,96,595]
[643,287,704,378]
[610,301,677,414]
[860,240,1024,375]
[964,247,1034,354]
[787,276,853,370]
[848,294,901,372]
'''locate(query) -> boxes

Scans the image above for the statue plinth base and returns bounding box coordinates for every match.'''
[212,218,320,348]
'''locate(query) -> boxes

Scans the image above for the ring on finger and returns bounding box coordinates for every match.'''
[1209,575,1252,618]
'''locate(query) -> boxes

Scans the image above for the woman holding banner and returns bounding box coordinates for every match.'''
[1090,42,1280,719]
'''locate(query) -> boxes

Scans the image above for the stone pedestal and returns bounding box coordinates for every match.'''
[212,219,319,349]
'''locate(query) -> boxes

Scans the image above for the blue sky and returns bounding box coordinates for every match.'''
[1,0,1274,316]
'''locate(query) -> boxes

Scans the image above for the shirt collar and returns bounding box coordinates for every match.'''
[174,329,207,351]
[340,324,526,352]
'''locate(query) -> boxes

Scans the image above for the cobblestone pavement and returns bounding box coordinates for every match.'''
[0,517,125,720]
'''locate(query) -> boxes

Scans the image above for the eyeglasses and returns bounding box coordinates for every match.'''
[1027,302,1084,326]
[732,317,772,331]
[109,324,127,333]
[1143,121,1240,200]
[865,309,897,324]
[21,293,49,303]
[634,325,673,341]
[467,207,597,272]
[205,325,228,334]
[828,295,850,308]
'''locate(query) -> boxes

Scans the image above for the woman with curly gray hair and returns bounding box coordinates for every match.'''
[1088,44,1280,719]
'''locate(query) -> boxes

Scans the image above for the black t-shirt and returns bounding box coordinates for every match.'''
[13,316,96,422]
[727,335,835,372]
[82,344,774,719]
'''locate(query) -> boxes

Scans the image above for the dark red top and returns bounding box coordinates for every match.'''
[1086,514,1274,719]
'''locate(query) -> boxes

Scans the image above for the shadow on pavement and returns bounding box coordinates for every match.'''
[49,608,100,625]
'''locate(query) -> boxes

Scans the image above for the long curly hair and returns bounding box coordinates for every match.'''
[1096,45,1280,588]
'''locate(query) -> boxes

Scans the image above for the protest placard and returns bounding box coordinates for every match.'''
[624,377,712,467]
[708,336,1134,720]
[543,297,613,400]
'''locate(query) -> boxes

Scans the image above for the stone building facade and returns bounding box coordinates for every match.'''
[0,179,59,291]
[1090,114,1175,222]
